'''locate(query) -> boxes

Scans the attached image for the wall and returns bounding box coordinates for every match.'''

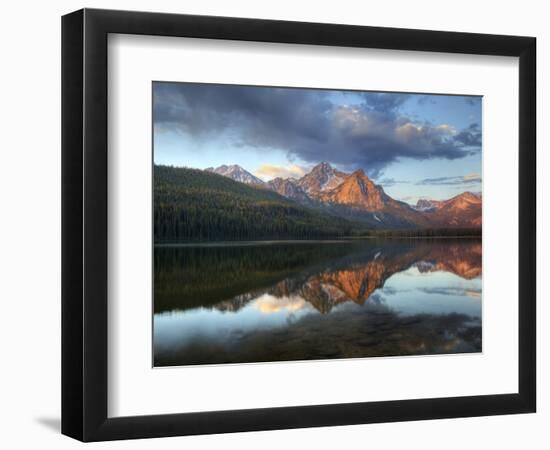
[0,0,546,448]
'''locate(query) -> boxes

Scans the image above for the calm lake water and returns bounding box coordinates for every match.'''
[154,239,482,366]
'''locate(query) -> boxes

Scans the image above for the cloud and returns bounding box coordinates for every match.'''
[463,173,481,181]
[453,123,482,148]
[255,164,307,180]
[358,92,411,112]
[416,173,482,186]
[377,177,409,187]
[254,295,308,314]
[367,293,385,305]
[398,195,417,202]
[420,287,482,298]
[154,82,482,176]
[466,289,482,299]
[464,97,482,106]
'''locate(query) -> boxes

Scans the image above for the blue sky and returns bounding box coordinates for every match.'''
[153,82,482,203]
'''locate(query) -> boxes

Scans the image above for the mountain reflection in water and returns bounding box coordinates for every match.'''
[154,240,481,366]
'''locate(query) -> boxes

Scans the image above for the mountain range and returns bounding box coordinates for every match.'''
[206,162,482,229]
[217,240,482,314]
[155,240,481,313]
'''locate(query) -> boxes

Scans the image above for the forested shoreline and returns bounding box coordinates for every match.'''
[154,165,481,243]
[154,165,355,241]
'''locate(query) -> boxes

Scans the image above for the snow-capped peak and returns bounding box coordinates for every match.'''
[207,164,265,186]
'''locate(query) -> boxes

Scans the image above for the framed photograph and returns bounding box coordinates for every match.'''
[62,8,536,441]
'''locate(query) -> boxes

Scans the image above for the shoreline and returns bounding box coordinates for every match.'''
[154,235,482,247]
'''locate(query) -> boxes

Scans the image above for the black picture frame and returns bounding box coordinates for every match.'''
[62,8,536,442]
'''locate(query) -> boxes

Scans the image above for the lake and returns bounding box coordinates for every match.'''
[153,239,482,366]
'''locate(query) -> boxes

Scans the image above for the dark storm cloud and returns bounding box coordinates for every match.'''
[154,82,333,149]
[416,174,482,186]
[453,123,482,147]
[358,92,411,112]
[154,83,481,176]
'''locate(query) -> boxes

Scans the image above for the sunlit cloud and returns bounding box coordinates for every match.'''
[255,164,307,181]
[463,173,481,181]
[465,289,482,299]
[419,287,482,298]
[416,173,481,186]
[254,295,309,314]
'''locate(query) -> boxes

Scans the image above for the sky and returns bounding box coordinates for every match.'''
[153,82,482,204]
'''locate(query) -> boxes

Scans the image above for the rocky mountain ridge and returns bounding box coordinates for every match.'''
[206,162,481,228]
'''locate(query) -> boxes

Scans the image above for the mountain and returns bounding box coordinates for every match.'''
[154,165,355,242]
[296,162,347,198]
[203,240,482,314]
[319,169,386,210]
[200,162,481,230]
[414,198,442,212]
[296,241,481,312]
[418,192,482,227]
[267,177,312,205]
[206,164,265,186]
[318,169,430,228]
[156,238,481,314]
